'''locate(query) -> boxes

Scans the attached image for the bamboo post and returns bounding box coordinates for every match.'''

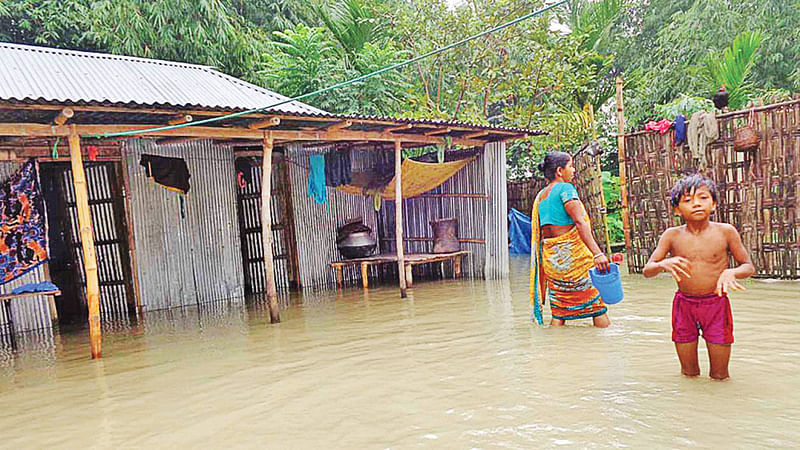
[394,140,408,298]
[68,127,102,359]
[589,104,612,255]
[615,78,633,269]
[262,131,280,323]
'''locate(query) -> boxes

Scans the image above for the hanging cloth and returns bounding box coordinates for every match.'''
[687,111,719,170]
[324,149,352,187]
[0,159,49,285]
[673,114,687,146]
[140,154,191,194]
[307,154,328,206]
[644,119,674,135]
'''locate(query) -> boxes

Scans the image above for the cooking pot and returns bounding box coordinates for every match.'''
[337,230,376,259]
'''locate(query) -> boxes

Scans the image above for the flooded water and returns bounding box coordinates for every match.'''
[1,256,799,448]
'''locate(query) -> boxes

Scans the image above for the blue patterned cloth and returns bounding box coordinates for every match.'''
[0,159,49,285]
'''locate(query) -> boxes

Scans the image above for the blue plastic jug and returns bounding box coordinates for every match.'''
[589,263,624,305]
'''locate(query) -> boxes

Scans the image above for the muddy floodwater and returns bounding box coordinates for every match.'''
[1,256,799,448]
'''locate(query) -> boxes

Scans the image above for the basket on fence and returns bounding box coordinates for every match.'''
[733,108,760,152]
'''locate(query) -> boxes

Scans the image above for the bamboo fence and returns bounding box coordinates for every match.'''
[622,98,800,278]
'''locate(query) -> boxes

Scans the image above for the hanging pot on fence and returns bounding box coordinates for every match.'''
[733,108,760,152]
[430,217,459,254]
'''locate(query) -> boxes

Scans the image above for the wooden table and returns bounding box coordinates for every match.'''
[330,251,470,289]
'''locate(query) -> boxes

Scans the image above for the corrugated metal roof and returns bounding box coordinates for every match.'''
[0,42,546,137]
[0,42,325,115]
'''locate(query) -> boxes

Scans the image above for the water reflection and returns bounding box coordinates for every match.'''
[0,256,798,448]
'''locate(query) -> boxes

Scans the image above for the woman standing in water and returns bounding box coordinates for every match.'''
[529,151,611,327]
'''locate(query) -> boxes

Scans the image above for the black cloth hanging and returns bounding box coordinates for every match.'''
[324,149,352,187]
[140,154,191,194]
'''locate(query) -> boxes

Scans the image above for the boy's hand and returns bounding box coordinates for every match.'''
[716,268,746,296]
[658,257,692,282]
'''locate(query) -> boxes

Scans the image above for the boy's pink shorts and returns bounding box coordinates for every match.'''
[672,291,734,345]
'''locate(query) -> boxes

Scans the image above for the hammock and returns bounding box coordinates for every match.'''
[337,157,474,199]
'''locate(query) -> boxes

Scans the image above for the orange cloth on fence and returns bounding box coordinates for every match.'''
[337,157,474,199]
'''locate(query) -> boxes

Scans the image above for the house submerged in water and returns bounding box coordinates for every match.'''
[0,42,541,357]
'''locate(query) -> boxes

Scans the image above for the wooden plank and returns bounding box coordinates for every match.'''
[68,126,102,359]
[53,107,74,126]
[166,114,192,126]
[262,131,280,323]
[325,120,353,131]
[394,140,407,297]
[248,117,281,130]
[0,123,488,147]
[0,290,61,302]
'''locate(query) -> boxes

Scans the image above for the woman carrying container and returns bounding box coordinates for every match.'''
[529,151,611,327]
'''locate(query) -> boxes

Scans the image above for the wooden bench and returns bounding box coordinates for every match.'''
[330,251,470,289]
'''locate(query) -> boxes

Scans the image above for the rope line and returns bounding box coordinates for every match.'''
[87,0,567,139]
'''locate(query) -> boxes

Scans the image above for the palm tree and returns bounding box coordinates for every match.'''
[704,31,764,110]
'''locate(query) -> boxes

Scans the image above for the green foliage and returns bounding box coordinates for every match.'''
[601,171,623,243]
[654,94,714,120]
[312,0,384,60]
[609,0,800,128]
[703,31,763,110]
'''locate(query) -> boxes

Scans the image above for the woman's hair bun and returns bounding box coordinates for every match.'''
[537,161,546,173]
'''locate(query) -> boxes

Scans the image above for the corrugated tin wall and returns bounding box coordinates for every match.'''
[482,142,510,278]
[0,161,54,334]
[286,144,382,287]
[380,149,488,277]
[124,139,244,310]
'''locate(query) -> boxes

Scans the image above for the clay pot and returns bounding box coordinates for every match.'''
[430,217,459,254]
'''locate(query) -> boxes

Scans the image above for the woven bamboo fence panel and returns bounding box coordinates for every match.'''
[573,151,610,253]
[623,99,800,278]
[506,152,609,253]
[507,177,546,214]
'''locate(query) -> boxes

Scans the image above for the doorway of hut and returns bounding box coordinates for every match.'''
[235,150,300,294]
[39,162,136,325]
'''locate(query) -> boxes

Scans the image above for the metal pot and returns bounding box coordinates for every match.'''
[337,230,377,259]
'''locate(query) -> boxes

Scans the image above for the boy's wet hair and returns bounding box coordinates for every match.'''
[670,174,718,207]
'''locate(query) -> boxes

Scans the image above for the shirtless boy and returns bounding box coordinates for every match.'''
[644,174,755,380]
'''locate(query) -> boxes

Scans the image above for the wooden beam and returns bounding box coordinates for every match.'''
[384,124,413,133]
[248,117,281,130]
[325,120,353,131]
[53,107,74,126]
[615,77,632,265]
[262,131,280,323]
[167,114,192,126]
[68,126,102,359]
[424,127,452,136]
[394,139,407,298]
[0,103,546,137]
[0,123,489,146]
[463,130,490,139]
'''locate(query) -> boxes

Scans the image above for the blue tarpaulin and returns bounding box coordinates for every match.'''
[508,208,532,254]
